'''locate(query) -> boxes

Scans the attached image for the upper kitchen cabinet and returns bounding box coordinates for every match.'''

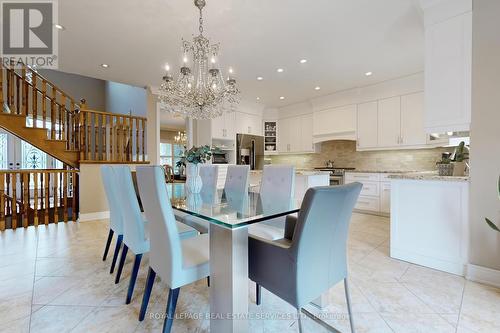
[378,97,401,147]
[312,105,356,143]
[235,112,262,136]
[278,114,317,154]
[211,111,235,140]
[401,92,427,146]
[423,0,472,133]
[357,101,378,149]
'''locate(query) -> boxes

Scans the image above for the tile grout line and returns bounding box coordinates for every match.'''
[28,229,40,333]
[455,280,467,333]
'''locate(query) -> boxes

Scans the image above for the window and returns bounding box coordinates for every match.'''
[160,143,185,175]
[0,134,7,169]
[22,142,47,169]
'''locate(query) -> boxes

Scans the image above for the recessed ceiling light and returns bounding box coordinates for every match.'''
[54,24,65,30]
[101,64,109,68]
[365,71,373,76]
[279,96,285,100]
[314,86,321,91]
[256,76,263,81]
[256,97,260,100]
[276,68,284,73]
[299,59,307,64]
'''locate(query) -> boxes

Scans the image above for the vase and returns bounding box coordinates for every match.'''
[186,163,203,193]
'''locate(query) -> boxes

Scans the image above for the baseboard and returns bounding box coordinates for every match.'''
[78,211,109,222]
[466,264,500,288]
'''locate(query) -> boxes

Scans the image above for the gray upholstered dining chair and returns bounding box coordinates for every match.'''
[249,165,295,240]
[249,183,362,333]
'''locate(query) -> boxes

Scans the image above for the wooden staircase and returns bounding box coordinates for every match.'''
[0,113,80,167]
[0,62,148,166]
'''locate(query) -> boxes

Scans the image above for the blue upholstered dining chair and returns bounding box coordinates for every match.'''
[249,183,362,333]
[224,165,250,192]
[100,165,124,274]
[180,164,219,233]
[136,166,210,333]
[112,166,198,305]
[248,165,295,240]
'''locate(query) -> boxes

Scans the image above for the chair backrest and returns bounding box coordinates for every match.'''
[291,183,362,307]
[224,165,250,193]
[113,165,148,254]
[136,166,182,285]
[260,164,295,202]
[199,164,219,192]
[100,165,123,234]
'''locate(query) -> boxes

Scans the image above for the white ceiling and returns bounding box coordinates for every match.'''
[57,0,424,109]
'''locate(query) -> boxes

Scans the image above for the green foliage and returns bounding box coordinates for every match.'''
[176,145,220,167]
[485,176,500,232]
[453,141,469,162]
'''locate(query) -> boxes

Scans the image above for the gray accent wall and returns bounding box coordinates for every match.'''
[105,81,147,117]
[36,69,106,110]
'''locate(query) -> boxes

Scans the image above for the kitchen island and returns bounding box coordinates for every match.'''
[388,172,469,275]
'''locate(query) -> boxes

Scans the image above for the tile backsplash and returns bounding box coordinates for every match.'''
[269,140,451,171]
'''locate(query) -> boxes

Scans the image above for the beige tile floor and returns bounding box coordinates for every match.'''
[1,213,499,333]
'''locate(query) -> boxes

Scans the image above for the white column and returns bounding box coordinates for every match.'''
[146,89,160,164]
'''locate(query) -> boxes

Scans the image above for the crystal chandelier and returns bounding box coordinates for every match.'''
[174,131,187,144]
[159,0,240,119]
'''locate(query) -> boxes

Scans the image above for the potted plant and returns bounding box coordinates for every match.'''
[452,141,469,176]
[485,176,500,232]
[436,155,454,176]
[176,145,218,193]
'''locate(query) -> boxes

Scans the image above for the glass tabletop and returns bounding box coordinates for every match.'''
[167,183,301,229]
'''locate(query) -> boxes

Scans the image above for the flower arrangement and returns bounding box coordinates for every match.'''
[176,145,216,167]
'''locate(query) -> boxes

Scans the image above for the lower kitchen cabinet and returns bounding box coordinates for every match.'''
[345,172,391,216]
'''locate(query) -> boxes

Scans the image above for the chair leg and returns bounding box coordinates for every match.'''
[344,278,356,333]
[297,308,304,333]
[110,235,123,274]
[102,229,114,261]
[207,276,210,287]
[115,244,128,284]
[126,254,143,304]
[163,288,180,333]
[139,267,156,321]
[256,283,262,305]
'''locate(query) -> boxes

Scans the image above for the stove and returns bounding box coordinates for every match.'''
[314,167,355,185]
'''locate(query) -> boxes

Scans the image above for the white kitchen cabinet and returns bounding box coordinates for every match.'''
[300,113,314,152]
[356,101,378,149]
[235,112,262,136]
[211,112,235,140]
[345,172,391,216]
[378,97,401,147]
[380,181,391,214]
[278,114,316,154]
[313,104,356,141]
[401,92,427,146]
[424,11,472,133]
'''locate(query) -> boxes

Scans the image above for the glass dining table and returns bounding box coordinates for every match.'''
[166,183,301,332]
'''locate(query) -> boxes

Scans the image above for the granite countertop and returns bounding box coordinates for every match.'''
[387,171,469,182]
[345,170,416,174]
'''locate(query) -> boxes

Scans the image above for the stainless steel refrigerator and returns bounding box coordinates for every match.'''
[236,134,264,170]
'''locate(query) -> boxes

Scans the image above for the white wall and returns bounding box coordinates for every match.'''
[105,81,147,117]
[37,69,106,109]
[468,0,500,272]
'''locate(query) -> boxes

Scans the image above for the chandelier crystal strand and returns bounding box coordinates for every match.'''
[159,0,240,119]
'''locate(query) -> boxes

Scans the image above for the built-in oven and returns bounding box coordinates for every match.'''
[315,167,355,186]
